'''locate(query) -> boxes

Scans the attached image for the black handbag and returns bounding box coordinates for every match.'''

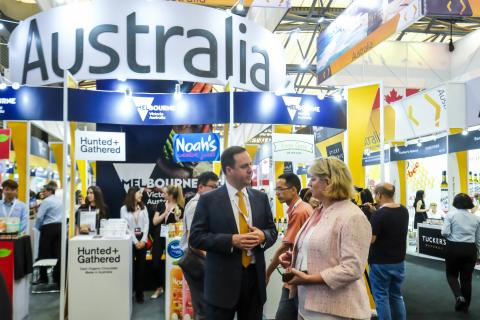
[178,247,205,280]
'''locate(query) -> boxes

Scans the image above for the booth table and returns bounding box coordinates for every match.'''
[0,235,33,320]
[68,235,132,320]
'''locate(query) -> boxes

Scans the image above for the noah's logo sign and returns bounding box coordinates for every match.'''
[9,0,286,92]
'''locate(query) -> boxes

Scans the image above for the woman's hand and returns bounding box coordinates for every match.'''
[287,268,311,285]
[279,251,292,268]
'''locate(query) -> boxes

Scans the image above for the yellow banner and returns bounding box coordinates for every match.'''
[7,122,28,203]
[347,85,379,188]
[51,143,64,187]
[274,161,284,219]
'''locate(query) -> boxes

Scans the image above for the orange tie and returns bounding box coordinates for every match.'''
[237,191,251,268]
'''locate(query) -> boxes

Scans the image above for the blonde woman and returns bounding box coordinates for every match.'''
[150,185,185,299]
[280,157,372,320]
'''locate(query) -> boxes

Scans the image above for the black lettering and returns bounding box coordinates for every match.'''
[156,26,184,73]
[225,16,233,80]
[88,24,120,74]
[22,19,48,84]
[52,29,84,77]
[250,46,269,91]
[239,24,247,84]
[184,29,217,78]
[127,12,150,73]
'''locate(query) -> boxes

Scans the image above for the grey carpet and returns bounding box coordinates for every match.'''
[28,256,480,319]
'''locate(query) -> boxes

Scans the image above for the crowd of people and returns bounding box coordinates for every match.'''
[1,145,480,320]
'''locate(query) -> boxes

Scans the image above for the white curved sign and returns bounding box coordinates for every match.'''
[8,0,286,92]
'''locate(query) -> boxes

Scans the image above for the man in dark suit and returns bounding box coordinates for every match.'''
[190,146,278,320]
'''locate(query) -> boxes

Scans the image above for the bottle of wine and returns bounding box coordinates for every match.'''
[468,171,474,196]
[440,170,449,212]
[475,173,480,194]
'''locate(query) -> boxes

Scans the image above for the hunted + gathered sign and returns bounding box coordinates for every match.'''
[8,0,286,92]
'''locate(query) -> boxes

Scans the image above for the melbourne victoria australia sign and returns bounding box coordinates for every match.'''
[8,0,286,92]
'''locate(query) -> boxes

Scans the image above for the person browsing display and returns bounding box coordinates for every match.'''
[279,157,372,320]
[0,180,29,234]
[75,186,108,235]
[189,146,278,320]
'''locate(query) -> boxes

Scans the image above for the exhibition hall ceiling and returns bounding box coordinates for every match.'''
[1,0,480,93]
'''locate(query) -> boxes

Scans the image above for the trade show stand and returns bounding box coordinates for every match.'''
[0,235,33,320]
[68,235,132,320]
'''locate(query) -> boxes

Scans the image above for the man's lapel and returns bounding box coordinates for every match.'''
[219,185,238,233]
[247,188,259,227]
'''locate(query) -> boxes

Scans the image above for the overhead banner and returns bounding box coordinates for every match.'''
[75,131,126,161]
[317,0,423,83]
[391,85,448,140]
[424,0,480,17]
[390,137,447,161]
[69,90,229,125]
[9,0,286,92]
[362,150,390,167]
[234,93,347,128]
[326,142,344,161]
[173,133,220,163]
[448,131,480,153]
[271,134,315,163]
[0,86,62,121]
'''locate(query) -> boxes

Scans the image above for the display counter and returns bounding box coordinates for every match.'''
[0,235,33,320]
[68,235,132,320]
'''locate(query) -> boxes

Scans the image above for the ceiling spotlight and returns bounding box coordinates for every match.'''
[11,82,20,90]
[318,17,325,24]
[174,83,182,100]
[300,59,309,70]
[317,90,327,100]
[334,92,342,102]
[394,146,399,153]
[290,28,300,42]
[0,23,4,31]
[405,140,409,146]
[0,83,7,90]
[124,87,132,97]
[417,140,422,147]
[462,129,468,136]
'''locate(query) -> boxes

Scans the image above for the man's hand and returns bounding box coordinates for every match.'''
[249,226,266,245]
[135,241,145,250]
[232,233,260,250]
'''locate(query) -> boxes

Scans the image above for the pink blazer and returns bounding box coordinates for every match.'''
[291,199,372,319]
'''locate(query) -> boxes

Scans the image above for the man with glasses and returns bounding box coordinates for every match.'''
[266,173,313,320]
[179,171,219,320]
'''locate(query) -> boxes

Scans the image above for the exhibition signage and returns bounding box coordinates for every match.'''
[417,224,446,259]
[316,0,423,83]
[391,85,448,140]
[424,0,480,17]
[326,142,344,161]
[272,134,315,163]
[448,131,480,153]
[0,129,11,160]
[8,0,286,92]
[30,137,49,160]
[173,133,220,162]
[68,90,230,125]
[234,93,347,128]
[0,86,62,121]
[390,136,447,161]
[362,150,390,167]
[75,131,126,161]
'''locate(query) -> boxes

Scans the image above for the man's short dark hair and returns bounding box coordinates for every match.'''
[221,146,247,174]
[452,193,474,210]
[43,184,56,195]
[47,180,58,189]
[278,173,301,194]
[374,183,395,199]
[2,180,18,190]
[198,171,219,188]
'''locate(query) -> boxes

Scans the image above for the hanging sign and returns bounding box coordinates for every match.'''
[173,133,220,163]
[0,86,62,121]
[362,150,390,167]
[75,131,126,161]
[68,90,229,125]
[424,0,480,17]
[9,0,286,92]
[390,137,447,161]
[448,131,480,153]
[272,134,315,163]
[317,0,423,83]
[234,93,346,128]
[0,129,11,160]
[326,142,344,161]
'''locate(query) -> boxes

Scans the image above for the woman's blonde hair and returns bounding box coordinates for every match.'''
[308,157,354,201]
[166,185,185,208]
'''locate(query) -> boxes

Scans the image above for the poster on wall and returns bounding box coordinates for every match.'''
[405,155,447,211]
[316,0,423,83]
[0,129,11,160]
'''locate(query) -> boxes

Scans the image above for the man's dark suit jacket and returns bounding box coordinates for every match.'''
[189,185,278,308]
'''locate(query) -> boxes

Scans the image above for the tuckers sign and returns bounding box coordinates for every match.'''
[8,0,286,92]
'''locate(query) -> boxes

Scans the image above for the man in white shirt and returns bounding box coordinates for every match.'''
[179,171,219,320]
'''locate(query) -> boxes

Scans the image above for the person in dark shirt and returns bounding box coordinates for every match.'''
[75,186,108,235]
[367,183,409,320]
